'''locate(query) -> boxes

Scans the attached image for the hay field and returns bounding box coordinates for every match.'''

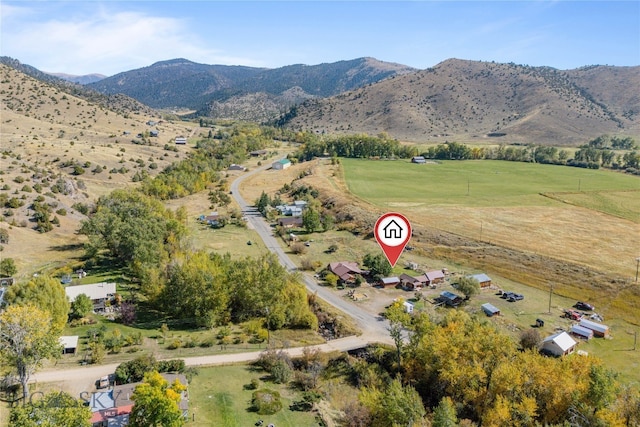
[342,159,640,279]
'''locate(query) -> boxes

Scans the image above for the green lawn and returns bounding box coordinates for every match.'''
[189,365,322,427]
[342,158,640,209]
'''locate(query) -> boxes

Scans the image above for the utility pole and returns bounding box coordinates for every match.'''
[635,257,640,283]
[548,283,553,314]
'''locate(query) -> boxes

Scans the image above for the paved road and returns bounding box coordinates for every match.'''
[230,161,393,342]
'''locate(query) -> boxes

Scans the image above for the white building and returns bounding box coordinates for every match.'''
[541,331,577,357]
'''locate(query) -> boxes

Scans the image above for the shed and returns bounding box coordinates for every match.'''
[438,291,463,307]
[411,156,426,164]
[469,273,492,288]
[149,130,159,137]
[250,149,267,157]
[272,159,292,170]
[228,164,246,171]
[379,277,401,288]
[541,331,577,357]
[579,319,610,338]
[481,303,500,317]
[403,301,414,313]
[59,335,79,354]
[570,324,594,340]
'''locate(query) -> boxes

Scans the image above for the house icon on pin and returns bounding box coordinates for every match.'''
[383,219,403,239]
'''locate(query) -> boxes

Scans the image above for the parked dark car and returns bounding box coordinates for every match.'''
[500,292,513,299]
[575,302,594,311]
[508,293,524,302]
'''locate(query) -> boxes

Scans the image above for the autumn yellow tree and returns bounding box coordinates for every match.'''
[0,304,60,402]
[130,371,186,427]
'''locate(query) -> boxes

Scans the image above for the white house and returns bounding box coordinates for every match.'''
[65,282,116,311]
[272,159,292,170]
[541,331,577,357]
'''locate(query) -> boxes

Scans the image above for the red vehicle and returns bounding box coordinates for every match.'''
[563,309,582,321]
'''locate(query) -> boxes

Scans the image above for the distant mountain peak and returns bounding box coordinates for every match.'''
[150,58,200,67]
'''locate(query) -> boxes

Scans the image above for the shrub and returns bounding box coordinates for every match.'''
[167,339,182,350]
[199,337,215,348]
[157,359,186,373]
[290,242,307,254]
[55,208,67,216]
[251,389,283,415]
[271,359,293,384]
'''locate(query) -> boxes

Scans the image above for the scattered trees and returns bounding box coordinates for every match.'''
[79,190,187,278]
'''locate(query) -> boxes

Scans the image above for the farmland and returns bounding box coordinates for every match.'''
[341,158,640,280]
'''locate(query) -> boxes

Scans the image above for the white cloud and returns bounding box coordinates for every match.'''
[2,8,260,75]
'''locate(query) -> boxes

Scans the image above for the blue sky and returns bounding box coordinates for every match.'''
[1,1,638,76]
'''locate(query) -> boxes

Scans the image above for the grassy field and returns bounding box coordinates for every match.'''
[189,364,322,427]
[343,159,640,208]
[341,158,640,279]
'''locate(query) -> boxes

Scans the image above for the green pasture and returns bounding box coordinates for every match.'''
[189,364,321,427]
[342,159,640,209]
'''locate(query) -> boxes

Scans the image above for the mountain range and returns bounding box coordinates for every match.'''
[3,55,639,145]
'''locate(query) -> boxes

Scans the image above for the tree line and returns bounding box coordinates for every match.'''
[292,131,640,174]
[341,306,640,426]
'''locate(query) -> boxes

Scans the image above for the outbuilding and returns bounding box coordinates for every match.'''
[59,335,79,354]
[403,301,414,313]
[379,277,401,288]
[175,137,187,145]
[579,319,610,338]
[481,303,500,317]
[437,291,463,307]
[468,273,492,288]
[570,324,594,340]
[541,331,577,357]
[411,156,427,164]
[272,159,291,170]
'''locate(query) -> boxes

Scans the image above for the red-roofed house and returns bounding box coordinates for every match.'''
[90,404,132,427]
